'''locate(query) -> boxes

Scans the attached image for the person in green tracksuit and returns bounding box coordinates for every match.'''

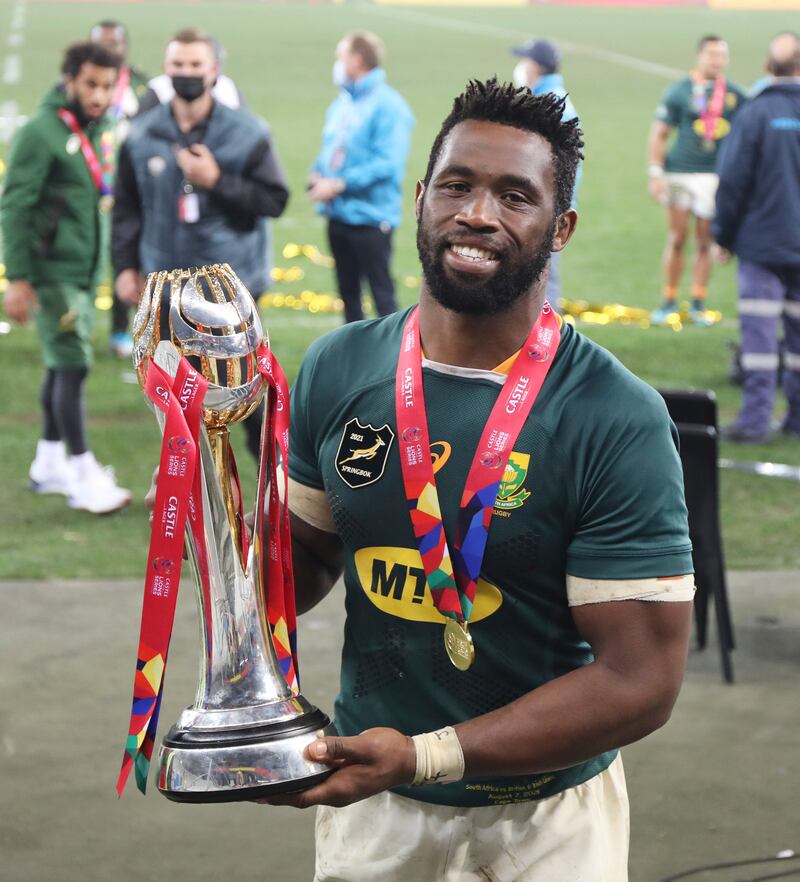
[1,40,131,515]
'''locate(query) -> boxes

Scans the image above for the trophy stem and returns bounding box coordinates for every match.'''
[206,427,245,569]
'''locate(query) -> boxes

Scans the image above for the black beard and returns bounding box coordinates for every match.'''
[67,98,93,127]
[416,213,556,317]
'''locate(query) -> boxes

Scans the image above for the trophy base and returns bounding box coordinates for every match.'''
[157,706,336,803]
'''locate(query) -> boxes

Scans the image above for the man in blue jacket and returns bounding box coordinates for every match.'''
[713,32,800,442]
[309,31,414,323]
[511,38,580,304]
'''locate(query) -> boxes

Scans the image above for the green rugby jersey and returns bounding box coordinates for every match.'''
[289,308,693,808]
[655,76,746,173]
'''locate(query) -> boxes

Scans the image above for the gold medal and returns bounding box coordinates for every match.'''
[444,619,475,671]
[98,194,114,215]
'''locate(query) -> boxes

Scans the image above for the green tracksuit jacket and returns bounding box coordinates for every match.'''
[1,86,112,289]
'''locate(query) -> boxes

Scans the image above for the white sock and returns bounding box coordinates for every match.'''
[70,451,97,479]
[35,439,66,465]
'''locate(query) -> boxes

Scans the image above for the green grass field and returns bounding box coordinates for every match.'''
[1,2,798,579]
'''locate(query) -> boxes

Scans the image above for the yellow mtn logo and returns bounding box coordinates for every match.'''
[354,546,503,624]
[692,116,731,141]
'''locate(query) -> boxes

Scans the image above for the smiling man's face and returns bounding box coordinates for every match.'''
[416,120,562,316]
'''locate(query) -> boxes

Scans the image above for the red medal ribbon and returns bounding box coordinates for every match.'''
[116,358,207,796]
[395,304,561,626]
[691,74,727,146]
[255,345,299,692]
[57,108,114,196]
[111,65,131,120]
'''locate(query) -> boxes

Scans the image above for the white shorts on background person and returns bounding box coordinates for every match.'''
[663,172,719,220]
[313,755,629,882]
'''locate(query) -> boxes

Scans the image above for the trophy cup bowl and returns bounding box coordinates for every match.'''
[132,264,334,802]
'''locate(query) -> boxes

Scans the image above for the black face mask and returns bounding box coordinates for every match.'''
[171,75,206,103]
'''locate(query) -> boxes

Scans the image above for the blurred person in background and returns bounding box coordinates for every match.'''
[749,30,799,97]
[309,31,414,323]
[1,41,131,514]
[141,35,245,111]
[89,19,150,360]
[90,20,150,124]
[648,36,746,325]
[511,38,580,305]
[713,33,800,443]
[112,27,289,459]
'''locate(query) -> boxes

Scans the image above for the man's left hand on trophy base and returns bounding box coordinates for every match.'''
[258,728,416,809]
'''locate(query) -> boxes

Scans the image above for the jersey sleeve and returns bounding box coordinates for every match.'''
[289,344,325,490]
[566,391,694,581]
[655,83,682,127]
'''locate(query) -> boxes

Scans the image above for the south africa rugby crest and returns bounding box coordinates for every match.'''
[494,452,532,512]
[335,418,395,489]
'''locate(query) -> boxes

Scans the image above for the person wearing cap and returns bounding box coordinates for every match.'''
[511,39,580,305]
[647,36,746,326]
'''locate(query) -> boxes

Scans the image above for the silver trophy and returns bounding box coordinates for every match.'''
[132,263,333,802]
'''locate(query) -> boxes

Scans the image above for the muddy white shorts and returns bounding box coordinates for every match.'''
[313,755,629,882]
[664,172,719,220]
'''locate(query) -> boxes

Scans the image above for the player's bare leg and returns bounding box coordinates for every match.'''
[653,206,689,324]
[691,217,714,324]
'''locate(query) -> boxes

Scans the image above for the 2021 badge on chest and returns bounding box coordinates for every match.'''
[335,418,395,489]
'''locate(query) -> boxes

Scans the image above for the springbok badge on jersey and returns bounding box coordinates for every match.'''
[335,418,395,489]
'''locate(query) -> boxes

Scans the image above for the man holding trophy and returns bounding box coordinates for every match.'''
[278,81,694,881]
[128,81,694,881]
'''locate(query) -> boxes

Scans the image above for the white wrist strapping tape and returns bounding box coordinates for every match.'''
[411,726,465,786]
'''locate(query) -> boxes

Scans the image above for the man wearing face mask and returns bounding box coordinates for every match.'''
[309,31,415,323]
[111,28,289,458]
[139,35,246,112]
[511,39,580,305]
[112,27,288,312]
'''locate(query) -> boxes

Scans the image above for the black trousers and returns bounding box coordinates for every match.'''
[327,219,398,323]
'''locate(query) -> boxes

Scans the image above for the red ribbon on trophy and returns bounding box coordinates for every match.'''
[117,345,301,796]
[116,358,207,796]
[255,345,299,694]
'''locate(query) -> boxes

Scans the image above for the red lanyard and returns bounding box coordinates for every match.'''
[395,304,561,668]
[111,65,131,120]
[691,74,727,144]
[255,345,299,695]
[57,108,114,196]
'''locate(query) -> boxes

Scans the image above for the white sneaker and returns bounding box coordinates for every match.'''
[68,453,132,514]
[29,442,74,495]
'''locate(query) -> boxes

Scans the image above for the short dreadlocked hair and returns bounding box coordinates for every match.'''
[423,78,584,217]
